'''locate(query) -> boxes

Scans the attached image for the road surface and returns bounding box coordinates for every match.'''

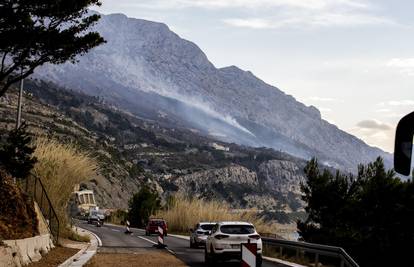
[78,221,289,267]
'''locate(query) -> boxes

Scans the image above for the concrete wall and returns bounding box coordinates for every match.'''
[0,201,54,266]
[1,234,54,267]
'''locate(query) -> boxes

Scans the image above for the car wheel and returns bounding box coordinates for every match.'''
[209,245,217,264]
[256,254,263,267]
[204,247,210,264]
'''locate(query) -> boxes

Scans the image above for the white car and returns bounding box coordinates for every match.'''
[190,222,216,248]
[205,221,262,266]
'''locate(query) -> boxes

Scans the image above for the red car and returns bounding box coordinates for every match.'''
[145,219,168,236]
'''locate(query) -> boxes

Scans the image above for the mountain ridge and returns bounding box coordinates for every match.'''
[35,11,391,171]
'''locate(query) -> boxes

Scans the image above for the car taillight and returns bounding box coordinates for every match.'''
[214,234,230,240]
[248,234,261,240]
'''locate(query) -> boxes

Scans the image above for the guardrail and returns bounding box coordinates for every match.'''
[21,174,60,244]
[262,237,359,267]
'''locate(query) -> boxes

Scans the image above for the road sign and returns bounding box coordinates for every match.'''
[241,242,257,267]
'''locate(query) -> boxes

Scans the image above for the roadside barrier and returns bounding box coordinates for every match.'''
[125,220,132,234]
[262,237,359,267]
[241,240,257,267]
[156,226,167,248]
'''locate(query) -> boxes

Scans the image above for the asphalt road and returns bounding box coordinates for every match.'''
[78,221,289,267]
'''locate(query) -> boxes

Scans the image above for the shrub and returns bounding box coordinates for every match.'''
[32,138,97,237]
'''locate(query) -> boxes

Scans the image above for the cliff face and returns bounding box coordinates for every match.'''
[165,161,305,211]
[36,12,391,172]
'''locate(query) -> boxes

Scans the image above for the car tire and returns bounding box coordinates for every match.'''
[204,247,210,265]
[209,245,217,264]
[256,254,263,267]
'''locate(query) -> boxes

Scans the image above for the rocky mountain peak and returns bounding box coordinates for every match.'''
[36,12,391,172]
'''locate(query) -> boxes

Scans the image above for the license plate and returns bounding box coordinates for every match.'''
[231,244,240,249]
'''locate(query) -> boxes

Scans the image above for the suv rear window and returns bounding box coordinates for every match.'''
[200,224,215,230]
[150,220,165,226]
[220,225,255,234]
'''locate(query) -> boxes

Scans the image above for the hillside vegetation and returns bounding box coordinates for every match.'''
[0,79,308,223]
[156,194,277,234]
[33,138,98,237]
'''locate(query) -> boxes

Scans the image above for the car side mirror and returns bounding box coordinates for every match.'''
[394,111,414,176]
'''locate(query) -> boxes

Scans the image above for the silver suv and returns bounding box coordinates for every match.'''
[190,222,216,248]
[205,221,262,266]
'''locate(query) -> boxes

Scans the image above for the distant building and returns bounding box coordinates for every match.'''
[209,142,230,151]
[73,187,97,215]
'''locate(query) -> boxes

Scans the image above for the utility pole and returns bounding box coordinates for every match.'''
[16,71,23,129]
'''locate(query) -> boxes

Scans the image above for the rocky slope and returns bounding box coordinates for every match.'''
[36,12,391,172]
[0,80,306,219]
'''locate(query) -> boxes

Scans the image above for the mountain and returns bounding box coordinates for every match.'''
[36,12,391,171]
[0,79,307,223]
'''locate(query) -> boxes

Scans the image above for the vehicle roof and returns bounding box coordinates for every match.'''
[199,222,216,225]
[217,221,254,226]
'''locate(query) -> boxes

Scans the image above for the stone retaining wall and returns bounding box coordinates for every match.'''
[0,234,54,267]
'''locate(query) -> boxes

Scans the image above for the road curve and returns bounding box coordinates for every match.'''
[78,221,289,267]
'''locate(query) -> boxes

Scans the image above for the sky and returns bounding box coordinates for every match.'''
[96,0,414,152]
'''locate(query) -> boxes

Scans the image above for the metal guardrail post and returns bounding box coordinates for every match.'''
[19,174,60,245]
[262,237,359,267]
[315,253,319,267]
[34,177,37,199]
[40,190,44,209]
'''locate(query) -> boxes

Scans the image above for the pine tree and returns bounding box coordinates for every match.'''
[0,123,37,179]
[128,186,161,227]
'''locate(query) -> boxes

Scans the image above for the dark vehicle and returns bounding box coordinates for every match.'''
[145,219,168,236]
[87,209,105,225]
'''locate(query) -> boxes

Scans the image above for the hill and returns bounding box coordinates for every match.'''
[0,79,309,221]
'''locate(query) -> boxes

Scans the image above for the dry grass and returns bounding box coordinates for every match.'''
[32,138,98,238]
[156,194,278,234]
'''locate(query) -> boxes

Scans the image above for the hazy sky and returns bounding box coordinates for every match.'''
[96,0,414,152]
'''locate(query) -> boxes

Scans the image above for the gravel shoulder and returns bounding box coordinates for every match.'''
[84,251,188,267]
[27,246,79,267]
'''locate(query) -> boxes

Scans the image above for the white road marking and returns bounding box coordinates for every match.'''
[88,230,103,247]
[111,229,120,232]
[137,235,157,245]
[136,235,176,255]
